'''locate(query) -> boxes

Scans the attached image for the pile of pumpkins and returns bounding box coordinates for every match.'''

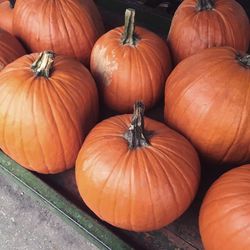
[0,0,250,249]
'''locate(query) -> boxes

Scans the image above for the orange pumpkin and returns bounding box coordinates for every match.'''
[167,0,250,65]
[0,51,98,174]
[165,47,250,166]
[199,164,250,250]
[0,28,25,71]
[76,101,200,232]
[90,9,172,113]
[12,0,104,66]
[0,0,14,34]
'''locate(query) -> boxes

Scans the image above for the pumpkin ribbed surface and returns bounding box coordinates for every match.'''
[199,164,250,250]
[0,1,14,34]
[0,52,98,174]
[0,29,25,71]
[167,0,250,64]
[165,47,250,165]
[13,0,104,65]
[76,113,200,232]
[90,9,172,113]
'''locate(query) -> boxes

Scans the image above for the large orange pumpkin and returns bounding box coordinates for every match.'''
[76,101,200,232]
[0,0,14,34]
[167,0,250,65]
[199,164,250,250]
[0,28,25,71]
[165,46,250,166]
[12,0,104,66]
[0,51,98,174]
[90,9,172,113]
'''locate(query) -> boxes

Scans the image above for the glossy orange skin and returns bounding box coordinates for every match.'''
[167,0,250,65]
[165,47,250,166]
[199,164,250,250]
[90,26,172,113]
[0,29,25,71]
[13,0,104,66]
[0,1,13,34]
[76,115,200,232]
[0,53,98,174]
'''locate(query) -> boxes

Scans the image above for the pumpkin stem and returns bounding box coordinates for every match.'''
[9,0,15,9]
[196,0,214,11]
[31,51,55,78]
[121,8,138,46]
[237,54,250,68]
[124,101,149,149]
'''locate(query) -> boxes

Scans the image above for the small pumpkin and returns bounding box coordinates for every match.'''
[0,51,98,174]
[0,0,14,34]
[90,9,172,113]
[76,101,200,232]
[167,0,250,65]
[12,0,104,66]
[0,28,25,71]
[199,164,250,250]
[164,47,250,166]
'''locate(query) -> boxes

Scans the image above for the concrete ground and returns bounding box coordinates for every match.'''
[0,174,98,250]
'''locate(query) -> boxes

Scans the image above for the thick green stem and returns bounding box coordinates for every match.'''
[31,51,55,78]
[9,0,15,9]
[124,101,149,149]
[237,53,250,68]
[121,8,137,46]
[196,0,214,11]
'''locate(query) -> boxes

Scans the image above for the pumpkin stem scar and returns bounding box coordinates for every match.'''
[9,0,15,9]
[196,0,214,11]
[124,101,150,149]
[31,51,55,78]
[237,54,250,68]
[121,8,139,46]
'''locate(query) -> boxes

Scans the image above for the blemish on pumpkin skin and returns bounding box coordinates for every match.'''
[92,45,118,86]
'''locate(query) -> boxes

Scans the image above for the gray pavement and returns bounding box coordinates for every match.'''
[0,174,98,250]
